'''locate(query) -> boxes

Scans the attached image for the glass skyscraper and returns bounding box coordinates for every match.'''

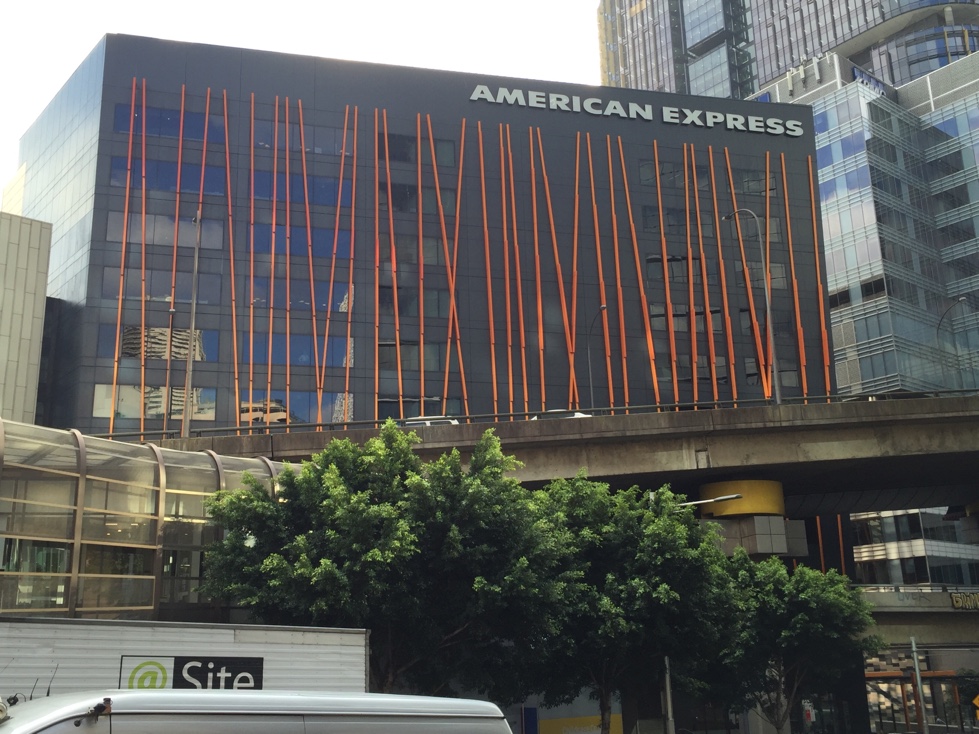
[598,0,979,96]
[757,53,979,394]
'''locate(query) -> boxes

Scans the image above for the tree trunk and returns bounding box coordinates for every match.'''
[599,686,613,734]
[771,699,790,734]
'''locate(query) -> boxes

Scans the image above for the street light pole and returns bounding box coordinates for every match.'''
[677,493,743,507]
[936,296,966,391]
[910,636,930,734]
[724,209,782,405]
[586,304,607,411]
[664,655,676,734]
[660,491,741,734]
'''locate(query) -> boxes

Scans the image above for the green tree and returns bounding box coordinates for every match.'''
[529,481,737,734]
[725,552,882,734]
[202,420,575,697]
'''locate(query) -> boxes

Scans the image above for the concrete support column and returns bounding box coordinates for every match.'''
[699,480,807,557]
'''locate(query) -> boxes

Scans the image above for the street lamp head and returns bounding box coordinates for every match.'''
[599,304,607,311]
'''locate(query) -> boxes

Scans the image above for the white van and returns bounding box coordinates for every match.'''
[0,690,511,734]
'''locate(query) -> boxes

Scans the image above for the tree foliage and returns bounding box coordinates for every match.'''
[202,421,576,697]
[203,423,880,734]
[527,481,737,734]
[723,551,883,734]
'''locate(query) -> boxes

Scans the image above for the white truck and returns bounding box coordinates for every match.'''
[0,618,369,698]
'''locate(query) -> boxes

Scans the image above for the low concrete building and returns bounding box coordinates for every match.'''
[0,212,51,423]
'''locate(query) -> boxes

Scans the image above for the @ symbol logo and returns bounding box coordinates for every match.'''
[128,660,168,689]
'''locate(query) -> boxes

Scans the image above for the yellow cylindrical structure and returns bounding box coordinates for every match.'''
[698,479,784,517]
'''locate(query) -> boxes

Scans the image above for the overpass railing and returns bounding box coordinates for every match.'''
[854,583,979,594]
[93,389,977,443]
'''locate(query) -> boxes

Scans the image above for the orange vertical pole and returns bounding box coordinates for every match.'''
[430,116,469,415]
[248,94,256,430]
[616,137,660,405]
[684,144,698,406]
[506,124,530,413]
[109,79,138,435]
[690,147,719,403]
[764,153,772,379]
[416,114,426,415]
[477,122,500,416]
[187,87,212,432]
[653,141,679,406]
[808,156,832,399]
[381,110,405,419]
[265,96,279,416]
[296,100,321,423]
[780,153,808,398]
[449,119,470,416]
[816,515,827,572]
[537,128,578,406]
[585,133,612,410]
[139,81,148,436]
[499,124,514,416]
[373,109,382,420]
[837,514,846,574]
[606,136,630,410]
[529,126,547,409]
[708,146,738,403]
[570,133,582,408]
[724,148,770,399]
[284,99,293,425]
[425,114,457,409]
[321,107,351,416]
[163,85,187,436]
[342,108,359,422]
[222,91,242,430]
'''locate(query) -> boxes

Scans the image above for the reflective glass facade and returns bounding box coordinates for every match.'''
[599,0,979,98]
[852,509,979,586]
[0,417,279,618]
[599,0,755,97]
[811,75,979,393]
[18,35,831,435]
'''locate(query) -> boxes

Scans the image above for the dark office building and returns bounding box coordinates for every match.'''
[11,34,830,435]
[598,0,979,96]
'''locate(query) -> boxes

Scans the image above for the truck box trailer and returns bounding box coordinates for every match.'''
[0,618,369,697]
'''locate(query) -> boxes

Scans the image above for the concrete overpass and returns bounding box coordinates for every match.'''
[163,395,979,516]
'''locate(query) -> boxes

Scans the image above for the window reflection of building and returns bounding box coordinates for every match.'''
[121,326,206,361]
[851,509,979,587]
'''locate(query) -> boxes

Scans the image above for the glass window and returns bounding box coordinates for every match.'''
[81,545,154,575]
[2,538,70,573]
[689,45,732,98]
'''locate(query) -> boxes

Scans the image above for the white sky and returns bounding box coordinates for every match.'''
[0,0,602,201]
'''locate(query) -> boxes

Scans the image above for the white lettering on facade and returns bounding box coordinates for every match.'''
[549,93,571,111]
[496,88,526,106]
[471,87,806,137]
[629,102,654,120]
[604,100,628,117]
[583,98,604,114]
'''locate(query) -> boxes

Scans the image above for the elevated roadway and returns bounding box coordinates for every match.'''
[163,395,979,517]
